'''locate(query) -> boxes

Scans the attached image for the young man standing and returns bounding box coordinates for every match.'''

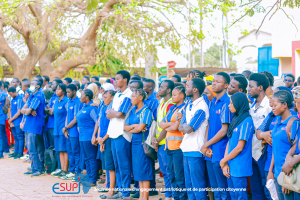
[201,72,232,200]
[153,80,175,200]
[248,73,272,200]
[8,87,24,159]
[106,70,132,199]
[179,78,209,200]
[284,74,295,90]
[21,80,45,176]
[0,81,9,158]
[62,84,83,180]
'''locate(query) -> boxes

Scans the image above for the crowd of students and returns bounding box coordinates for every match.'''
[0,69,300,200]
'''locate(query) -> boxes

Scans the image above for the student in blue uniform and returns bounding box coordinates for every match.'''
[179,78,209,200]
[21,80,45,176]
[8,87,24,159]
[267,90,300,200]
[52,83,69,178]
[96,90,117,198]
[124,89,153,200]
[220,92,254,200]
[48,79,63,176]
[281,119,300,199]
[62,84,83,180]
[160,85,187,200]
[0,81,9,158]
[76,89,98,187]
[106,70,132,199]
[248,73,272,200]
[201,72,232,200]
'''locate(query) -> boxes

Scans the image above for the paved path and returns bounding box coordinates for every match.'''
[0,154,165,200]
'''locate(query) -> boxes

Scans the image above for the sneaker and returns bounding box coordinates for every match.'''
[20,155,29,160]
[8,153,15,157]
[8,153,17,159]
[31,171,42,177]
[54,171,67,178]
[51,169,62,176]
[24,171,33,175]
[61,172,75,180]
[14,154,22,159]
[149,191,158,196]
[3,152,10,156]
[131,191,139,199]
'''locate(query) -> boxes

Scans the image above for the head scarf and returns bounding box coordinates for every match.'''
[227,92,251,138]
[102,83,115,91]
[207,85,216,97]
[87,83,98,99]
[292,86,300,99]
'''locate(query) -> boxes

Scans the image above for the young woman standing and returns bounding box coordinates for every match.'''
[53,83,69,178]
[76,89,98,186]
[267,90,300,200]
[220,92,254,200]
[124,89,153,200]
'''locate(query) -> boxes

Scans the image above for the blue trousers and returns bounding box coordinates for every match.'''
[227,176,248,200]
[26,132,45,173]
[80,141,98,183]
[67,137,81,173]
[167,149,187,200]
[11,126,24,155]
[0,124,9,157]
[157,145,172,197]
[111,136,131,197]
[250,155,270,200]
[43,127,49,150]
[213,162,231,200]
[184,156,207,200]
[206,160,221,199]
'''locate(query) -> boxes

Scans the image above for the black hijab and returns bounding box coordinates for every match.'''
[227,92,251,138]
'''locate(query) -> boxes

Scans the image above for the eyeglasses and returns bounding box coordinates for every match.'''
[284,79,293,82]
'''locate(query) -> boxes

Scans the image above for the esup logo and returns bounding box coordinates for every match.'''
[52,183,80,194]
[52,174,93,194]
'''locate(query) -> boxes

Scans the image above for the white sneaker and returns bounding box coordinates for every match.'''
[61,172,75,180]
[165,198,172,200]
[51,169,62,176]
[20,155,29,160]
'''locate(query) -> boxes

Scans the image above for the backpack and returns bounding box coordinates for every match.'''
[0,96,10,114]
[44,146,57,174]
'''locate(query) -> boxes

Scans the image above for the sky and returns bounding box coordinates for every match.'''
[155,0,300,68]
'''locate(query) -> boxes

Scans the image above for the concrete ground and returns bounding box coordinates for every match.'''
[0,154,166,200]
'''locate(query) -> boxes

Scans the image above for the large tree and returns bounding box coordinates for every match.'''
[0,0,213,80]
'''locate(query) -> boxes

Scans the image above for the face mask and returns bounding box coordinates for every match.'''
[29,86,37,93]
[98,93,103,100]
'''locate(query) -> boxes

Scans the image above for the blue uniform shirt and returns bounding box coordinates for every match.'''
[207,93,232,163]
[76,101,98,141]
[97,102,112,138]
[258,112,278,171]
[125,105,152,141]
[47,93,58,128]
[162,103,185,123]
[10,95,23,126]
[228,116,254,177]
[53,96,68,136]
[272,116,300,178]
[144,92,159,121]
[0,90,8,125]
[23,92,45,135]
[66,97,83,138]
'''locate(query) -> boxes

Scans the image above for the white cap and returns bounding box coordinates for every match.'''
[272,79,285,91]
[102,83,115,91]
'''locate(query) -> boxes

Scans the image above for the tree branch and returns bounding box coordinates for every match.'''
[229,0,262,28]
[28,4,40,24]
[256,1,278,33]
